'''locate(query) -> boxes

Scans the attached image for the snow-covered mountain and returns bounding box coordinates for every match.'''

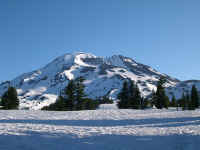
[166,80,200,99]
[0,52,185,110]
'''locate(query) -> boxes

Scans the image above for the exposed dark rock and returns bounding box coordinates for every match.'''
[82,57,104,65]
[99,63,115,75]
[80,67,96,73]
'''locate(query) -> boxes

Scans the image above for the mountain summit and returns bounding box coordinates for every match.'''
[0,52,182,110]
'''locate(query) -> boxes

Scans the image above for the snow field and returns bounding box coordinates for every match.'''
[0,106,200,150]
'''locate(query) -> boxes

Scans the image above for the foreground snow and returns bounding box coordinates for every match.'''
[0,105,200,150]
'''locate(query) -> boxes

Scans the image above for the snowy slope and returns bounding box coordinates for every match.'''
[0,108,200,150]
[0,52,179,110]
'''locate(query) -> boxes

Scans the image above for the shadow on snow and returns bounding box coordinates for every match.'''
[0,131,199,150]
[0,117,200,127]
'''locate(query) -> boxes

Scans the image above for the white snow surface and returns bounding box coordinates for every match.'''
[0,106,200,150]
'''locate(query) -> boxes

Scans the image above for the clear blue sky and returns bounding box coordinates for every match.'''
[0,0,200,82]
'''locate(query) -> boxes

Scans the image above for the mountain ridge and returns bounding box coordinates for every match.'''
[0,52,198,110]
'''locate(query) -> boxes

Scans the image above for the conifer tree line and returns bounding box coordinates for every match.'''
[117,77,200,110]
[42,77,99,111]
[0,87,19,109]
[117,79,149,109]
[151,77,170,109]
[0,76,199,111]
[175,85,199,110]
[0,77,112,111]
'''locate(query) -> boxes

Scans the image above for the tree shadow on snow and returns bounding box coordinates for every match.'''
[0,116,200,127]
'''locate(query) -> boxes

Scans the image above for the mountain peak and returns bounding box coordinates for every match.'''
[0,52,182,110]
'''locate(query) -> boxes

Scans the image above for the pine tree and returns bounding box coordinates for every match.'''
[181,93,186,110]
[185,93,190,110]
[42,77,99,111]
[170,95,176,107]
[82,98,100,110]
[191,85,199,109]
[1,87,19,109]
[54,96,66,111]
[117,81,130,109]
[118,80,142,109]
[130,83,142,109]
[163,95,170,109]
[154,77,169,109]
[151,90,157,107]
[74,76,87,110]
[65,80,76,110]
